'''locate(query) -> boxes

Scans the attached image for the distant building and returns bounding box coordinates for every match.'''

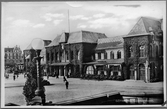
[84,35,125,78]
[23,40,51,72]
[123,17,163,82]
[45,30,107,77]
[4,45,23,70]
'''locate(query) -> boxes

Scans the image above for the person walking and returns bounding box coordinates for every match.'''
[65,80,69,89]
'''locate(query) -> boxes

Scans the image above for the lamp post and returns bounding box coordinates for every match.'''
[31,38,46,105]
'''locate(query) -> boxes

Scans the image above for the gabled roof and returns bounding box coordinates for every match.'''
[126,17,162,37]
[59,33,69,43]
[96,35,124,50]
[67,30,107,44]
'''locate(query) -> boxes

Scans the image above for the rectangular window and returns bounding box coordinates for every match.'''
[98,53,101,59]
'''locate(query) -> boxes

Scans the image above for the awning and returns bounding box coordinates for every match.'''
[84,59,124,65]
[50,62,70,66]
[83,61,107,65]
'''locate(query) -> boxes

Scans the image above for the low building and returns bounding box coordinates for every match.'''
[123,17,163,82]
[83,35,125,79]
[45,30,107,77]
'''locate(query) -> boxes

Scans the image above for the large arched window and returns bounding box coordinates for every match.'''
[110,51,114,59]
[86,66,94,75]
[139,45,145,57]
[129,64,134,79]
[129,46,133,57]
[139,64,145,80]
[117,51,121,59]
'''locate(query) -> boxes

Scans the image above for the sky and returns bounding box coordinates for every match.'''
[1,1,166,51]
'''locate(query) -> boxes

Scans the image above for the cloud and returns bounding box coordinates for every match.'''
[84,3,163,20]
[77,24,87,29]
[53,19,63,26]
[114,5,141,8]
[6,17,14,21]
[70,15,91,20]
[33,23,45,28]
[12,19,33,27]
[88,17,130,29]
[42,13,65,21]
[93,13,105,18]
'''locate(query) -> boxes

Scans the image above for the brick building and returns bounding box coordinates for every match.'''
[123,17,163,82]
[45,30,107,78]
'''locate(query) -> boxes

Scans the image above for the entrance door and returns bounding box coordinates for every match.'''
[139,64,145,80]
[129,65,134,79]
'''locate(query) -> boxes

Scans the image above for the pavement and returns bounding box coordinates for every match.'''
[4,74,163,106]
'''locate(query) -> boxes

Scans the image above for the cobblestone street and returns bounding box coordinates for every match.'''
[4,74,163,106]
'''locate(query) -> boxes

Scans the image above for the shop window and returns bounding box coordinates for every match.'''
[139,45,145,57]
[110,51,114,59]
[117,50,121,59]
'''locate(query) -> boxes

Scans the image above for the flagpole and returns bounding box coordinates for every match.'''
[68,9,70,33]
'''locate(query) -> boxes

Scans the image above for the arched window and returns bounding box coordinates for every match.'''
[117,51,121,59]
[129,64,134,79]
[139,64,145,80]
[129,46,133,57]
[139,45,145,57]
[104,52,107,59]
[86,66,94,75]
[110,51,114,59]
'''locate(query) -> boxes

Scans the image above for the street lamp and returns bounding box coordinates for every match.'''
[31,38,46,105]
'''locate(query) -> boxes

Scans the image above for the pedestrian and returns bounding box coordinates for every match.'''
[63,76,67,82]
[65,80,69,89]
[13,74,15,81]
[47,73,49,80]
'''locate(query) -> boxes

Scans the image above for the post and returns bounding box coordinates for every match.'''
[34,50,46,105]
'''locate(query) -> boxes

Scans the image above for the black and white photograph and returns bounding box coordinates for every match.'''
[1,0,166,108]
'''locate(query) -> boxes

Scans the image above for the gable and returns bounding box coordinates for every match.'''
[128,18,147,36]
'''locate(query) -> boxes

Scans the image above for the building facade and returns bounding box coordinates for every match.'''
[5,45,23,70]
[123,17,163,82]
[84,35,125,79]
[45,31,107,78]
